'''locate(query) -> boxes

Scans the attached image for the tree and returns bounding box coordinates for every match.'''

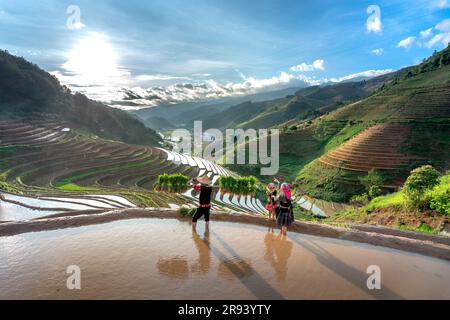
[368,185,382,198]
[359,169,384,198]
[403,165,440,210]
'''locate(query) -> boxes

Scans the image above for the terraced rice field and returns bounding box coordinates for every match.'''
[0,192,136,221]
[0,120,266,218]
[390,86,450,120]
[319,123,424,174]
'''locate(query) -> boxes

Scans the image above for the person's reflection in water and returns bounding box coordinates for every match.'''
[157,226,211,278]
[190,226,211,274]
[157,256,189,279]
[264,221,277,261]
[264,223,293,281]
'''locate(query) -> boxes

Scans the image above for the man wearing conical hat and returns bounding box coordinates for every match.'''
[190,176,213,230]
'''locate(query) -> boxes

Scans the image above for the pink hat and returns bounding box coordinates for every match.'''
[281,183,292,200]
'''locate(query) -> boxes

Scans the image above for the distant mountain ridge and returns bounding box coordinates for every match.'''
[200,71,397,130]
[132,86,304,128]
[0,50,162,146]
[111,80,310,110]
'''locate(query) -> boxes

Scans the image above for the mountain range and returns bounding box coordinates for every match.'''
[0,50,161,146]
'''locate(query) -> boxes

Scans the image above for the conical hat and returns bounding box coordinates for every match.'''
[197,176,211,186]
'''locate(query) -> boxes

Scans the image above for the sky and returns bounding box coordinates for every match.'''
[0,0,449,108]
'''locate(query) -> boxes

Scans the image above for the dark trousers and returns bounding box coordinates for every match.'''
[192,206,211,222]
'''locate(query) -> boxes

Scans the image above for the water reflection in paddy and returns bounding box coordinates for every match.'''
[1,218,450,300]
[0,200,60,221]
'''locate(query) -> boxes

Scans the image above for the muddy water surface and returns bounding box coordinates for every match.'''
[1,218,450,299]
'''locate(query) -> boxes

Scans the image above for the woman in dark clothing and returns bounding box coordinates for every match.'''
[190,176,213,230]
[275,182,294,236]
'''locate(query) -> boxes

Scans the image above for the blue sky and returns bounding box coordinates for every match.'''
[0,0,449,106]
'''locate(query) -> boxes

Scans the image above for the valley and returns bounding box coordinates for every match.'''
[1,46,449,234]
[1,0,450,302]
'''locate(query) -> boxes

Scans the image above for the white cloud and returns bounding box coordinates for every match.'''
[107,69,394,109]
[397,36,416,49]
[399,19,450,50]
[420,28,433,39]
[424,19,450,48]
[192,73,212,77]
[312,59,325,70]
[436,19,450,32]
[290,59,325,72]
[61,71,317,109]
[234,71,295,90]
[371,48,384,56]
[135,74,192,81]
[433,0,450,8]
[426,33,450,48]
[366,5,383,33]
[329,69,394,83]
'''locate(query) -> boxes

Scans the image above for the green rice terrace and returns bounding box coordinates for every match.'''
[289,48,450,203]
[1,46,450,235]
[0,119,270,222]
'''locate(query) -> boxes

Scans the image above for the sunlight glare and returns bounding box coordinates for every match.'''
[62,34,128,84]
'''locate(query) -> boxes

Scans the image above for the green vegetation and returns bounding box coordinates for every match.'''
[362,166,447,213]
[403,165,441,210]
[53,159,156,191]
[327,207,367,223]
[53,181,99,191]
[403,120,450,170]
[71,128,99,139]
[399,223,435,234]
[219,176,258,195]
[387,47,450,86]
[354,169,384,201]
[366,191,405,211]
[0,180,23,194]
[338,166,449,218]
[349,193,369,206]
[0,145,33,156]
[179,206,197,218]
[359,169,383,191]
[297,160,364,202]
[324,122,369,152]
[228,154,309,184]
[429,174,450,215]
[327,166,449,234]
[293,46,450,203]
[156,174,189,193]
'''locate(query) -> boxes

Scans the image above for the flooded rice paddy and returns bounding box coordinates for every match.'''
[0,193,135,221]
[1,218,450,300]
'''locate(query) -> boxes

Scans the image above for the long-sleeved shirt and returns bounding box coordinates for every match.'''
[191,183,212,206]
